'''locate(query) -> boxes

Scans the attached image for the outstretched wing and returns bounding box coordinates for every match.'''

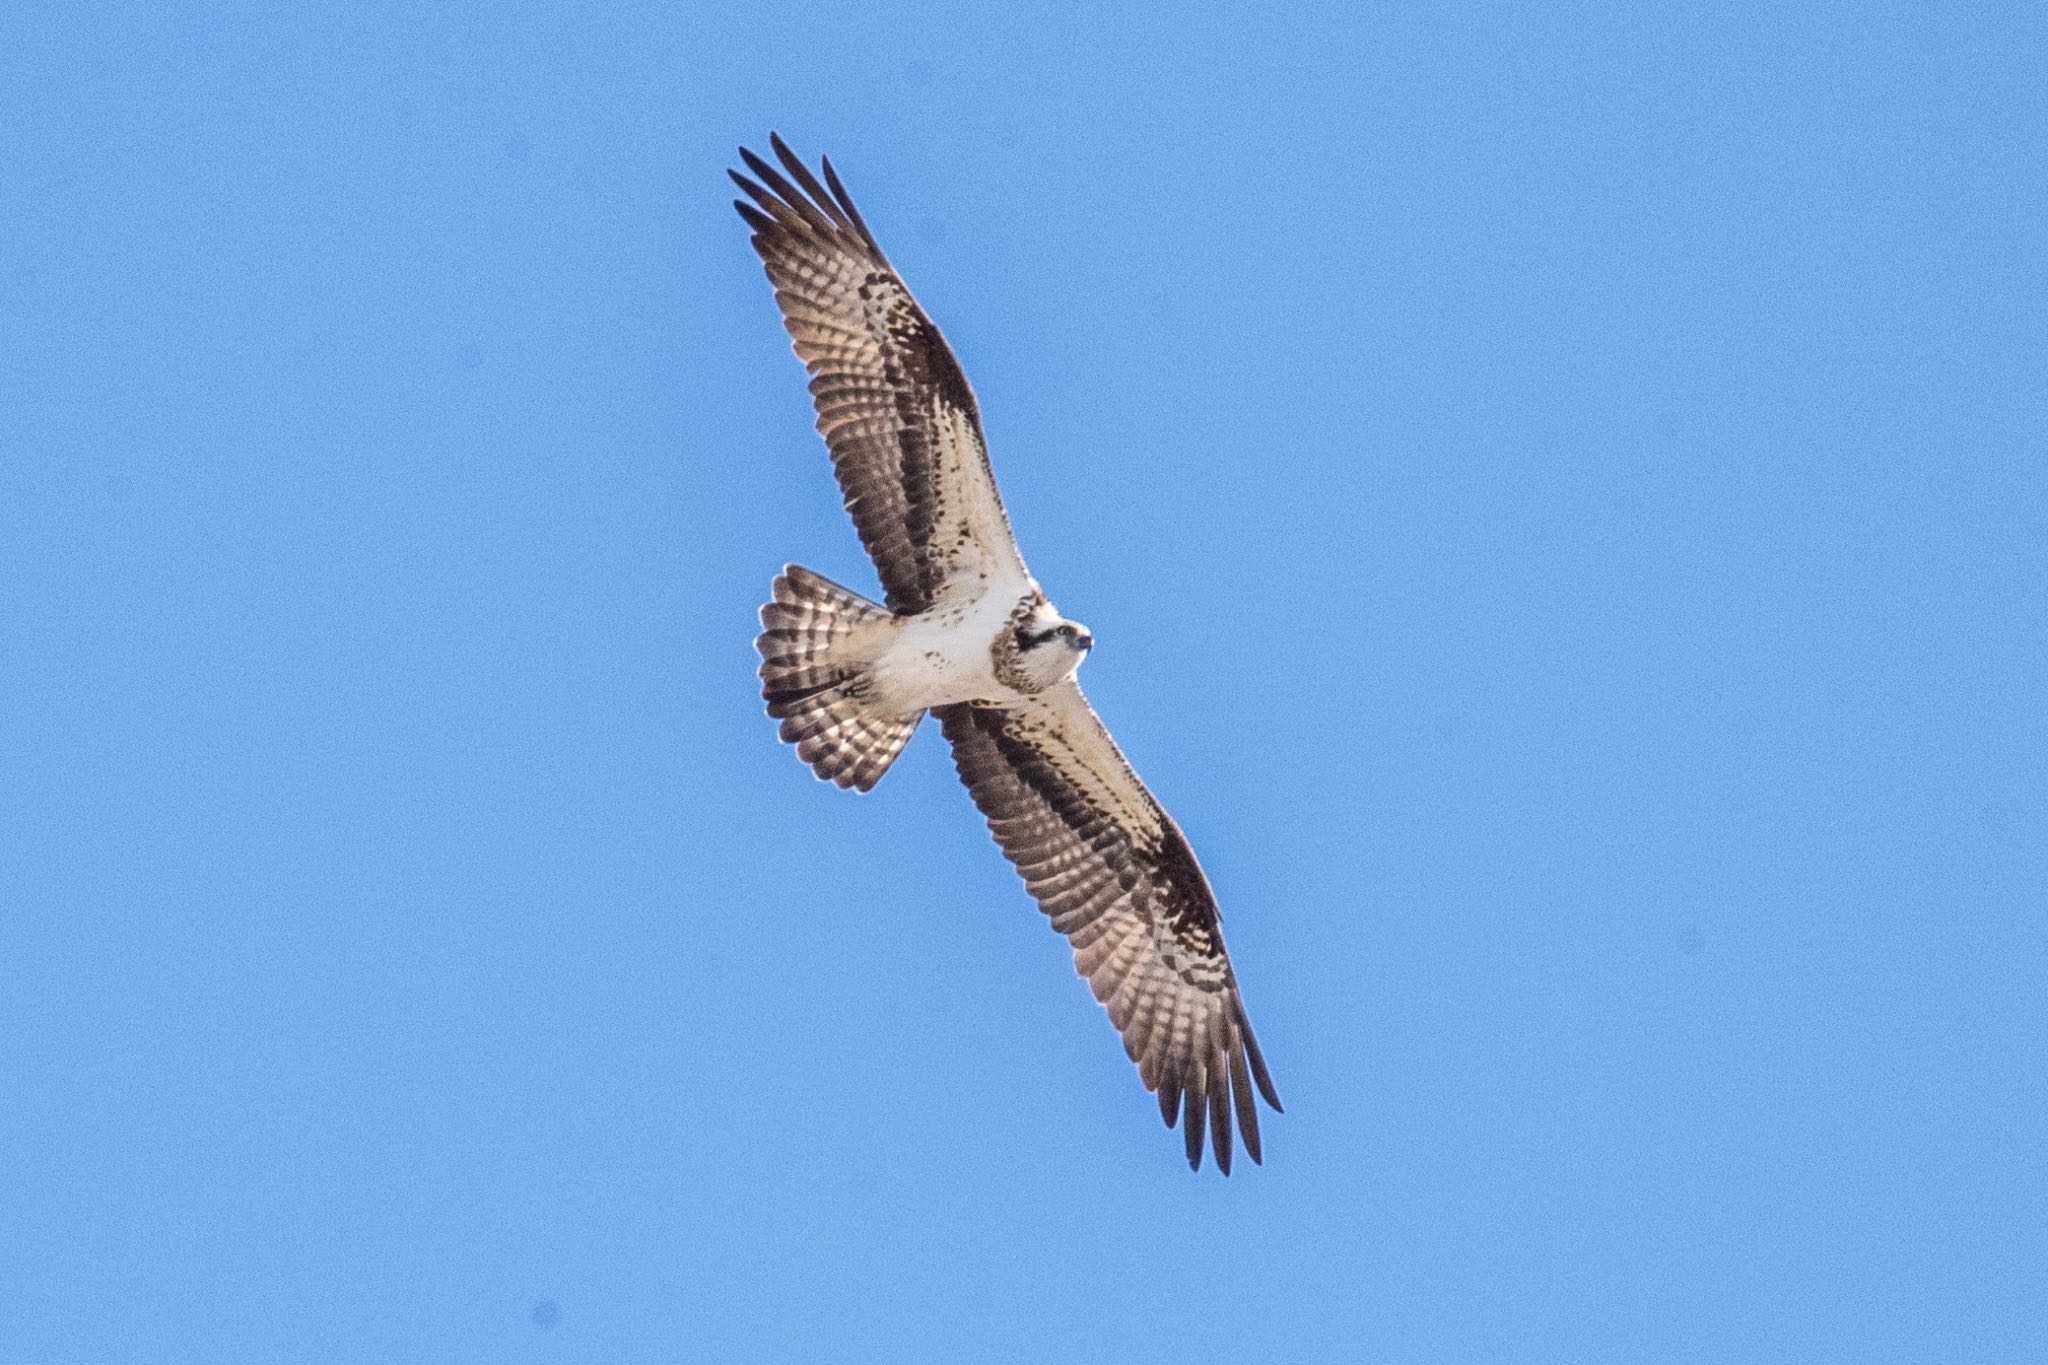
[731,134,1030,615]
[936,684,1282,1173]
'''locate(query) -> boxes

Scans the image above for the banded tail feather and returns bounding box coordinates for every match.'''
[755,564,922,792]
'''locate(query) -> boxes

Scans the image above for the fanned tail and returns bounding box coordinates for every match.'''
[755,565,922,792]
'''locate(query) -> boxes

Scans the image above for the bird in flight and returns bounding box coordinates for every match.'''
[732,134,1281,1173]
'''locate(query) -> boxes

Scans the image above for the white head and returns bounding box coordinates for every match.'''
[1010,606,1093,693]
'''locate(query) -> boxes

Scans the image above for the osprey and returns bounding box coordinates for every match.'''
[733,135,1281,1173]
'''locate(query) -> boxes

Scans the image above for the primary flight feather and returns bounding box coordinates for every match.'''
[734,134,1281,1173]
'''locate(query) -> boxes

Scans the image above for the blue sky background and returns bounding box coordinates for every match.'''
[4,3,2044,1361]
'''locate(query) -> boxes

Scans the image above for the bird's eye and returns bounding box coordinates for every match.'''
[1057,624,1072,637]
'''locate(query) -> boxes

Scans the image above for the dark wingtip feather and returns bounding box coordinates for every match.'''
[769,135,852,232]
[1239,1006,1283,1113]
[1230,1043,1262,1165]
[729,171,793,226]
[735,141,838,237]
[737,143,778,186]
[1208,1054,1233,1175]
[1183,1081,1207,1170]
[820,154,882,255]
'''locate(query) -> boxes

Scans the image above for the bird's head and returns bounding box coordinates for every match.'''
[1013,611,1093,690]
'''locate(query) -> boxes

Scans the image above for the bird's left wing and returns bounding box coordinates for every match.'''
[731,135,1031,613]
[936,682,1281,1173]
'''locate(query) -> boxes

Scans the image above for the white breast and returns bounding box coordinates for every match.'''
[869,586,1021,712]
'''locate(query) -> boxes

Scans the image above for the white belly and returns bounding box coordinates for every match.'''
[870,588,1022,712]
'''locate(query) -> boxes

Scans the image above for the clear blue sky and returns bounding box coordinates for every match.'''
[3,3,2043,1361]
